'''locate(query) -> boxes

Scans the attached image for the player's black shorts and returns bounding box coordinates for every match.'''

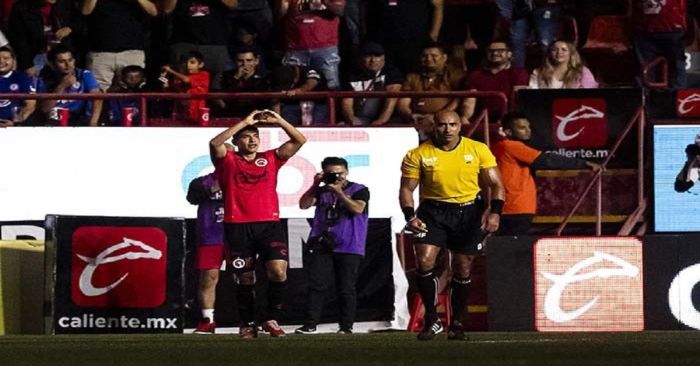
[224,221,288,270]
[414,199,484,254]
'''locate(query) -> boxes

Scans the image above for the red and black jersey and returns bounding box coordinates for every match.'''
[215,149,287,223]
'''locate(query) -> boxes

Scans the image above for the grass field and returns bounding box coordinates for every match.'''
[2,331,700,366]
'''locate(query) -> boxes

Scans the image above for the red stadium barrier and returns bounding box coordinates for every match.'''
[1,90,508,128]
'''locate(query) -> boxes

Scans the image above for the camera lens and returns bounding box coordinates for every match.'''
[323,172,339,184]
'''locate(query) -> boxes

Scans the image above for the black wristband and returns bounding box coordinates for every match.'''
[402,207,415,221]
[490,199,504,215]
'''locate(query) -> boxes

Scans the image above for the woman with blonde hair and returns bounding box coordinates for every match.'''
[529,40,598,89]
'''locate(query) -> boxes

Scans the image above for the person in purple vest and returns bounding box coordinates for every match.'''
[186,172,225,334]
[295,156,369,334]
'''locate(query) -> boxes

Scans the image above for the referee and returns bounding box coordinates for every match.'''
[399,110,505,341]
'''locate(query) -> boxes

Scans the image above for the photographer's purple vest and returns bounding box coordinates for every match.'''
[309,182,369,256]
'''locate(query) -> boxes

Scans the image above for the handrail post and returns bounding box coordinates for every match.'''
[328,95,336,126]
[596,174,602,236]
[484,111,490,147]
[139,96,147,126]
[638,106,645,205]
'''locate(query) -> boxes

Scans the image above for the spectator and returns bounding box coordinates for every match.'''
[295,156,370,335]
[219,47,268,117]
[268,64,327,125]
[161,50,210,122]
[163,0,237,90]
[492,112,601,235]
[0,46,36,127]
[186,172,225,334]
[528,40,598,88]
[633,0,687,88]
[366,0,444,75]
[9,0,81,78]
[461,41,528,124]
[510,0,561,68]
[227,0,273,48]
[278,0,345,90]
[228,20,268,72]
[397,42,466,142]
[80,0,157,90]
[107,65,146,125]
[340,42,403,126]
[37,45,102,126]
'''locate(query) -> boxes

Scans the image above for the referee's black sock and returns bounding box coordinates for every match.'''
[236,284,256,325]
[267,280,288,321]
[450,276,472,327]
[416,269,439,323]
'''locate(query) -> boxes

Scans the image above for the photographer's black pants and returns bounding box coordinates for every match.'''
[304,252,363,329]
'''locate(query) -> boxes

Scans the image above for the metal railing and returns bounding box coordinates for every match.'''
[642,57,669,89]
[1,90,508,127]
[554,106,646,236]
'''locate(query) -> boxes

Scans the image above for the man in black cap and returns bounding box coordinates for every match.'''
[340,42,404,126]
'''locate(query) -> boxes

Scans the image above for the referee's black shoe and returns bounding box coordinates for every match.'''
[417,319,443,341]
[447,321,466,341]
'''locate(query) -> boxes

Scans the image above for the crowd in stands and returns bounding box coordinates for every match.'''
[0,0,697,127]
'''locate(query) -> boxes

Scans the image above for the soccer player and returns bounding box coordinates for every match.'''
[400,110,505,341]
[186,172,225,334]
[0,46,35,127]
[210,109,306,338]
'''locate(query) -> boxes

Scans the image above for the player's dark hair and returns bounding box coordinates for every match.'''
[321,157,349,170]
[233,125,259,140]
[501,111,529,131]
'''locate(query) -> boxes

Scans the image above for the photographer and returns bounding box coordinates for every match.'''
[675,139,700,193]
[295,157,369,334]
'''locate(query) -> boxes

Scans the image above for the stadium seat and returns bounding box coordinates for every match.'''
[581,15,636,86]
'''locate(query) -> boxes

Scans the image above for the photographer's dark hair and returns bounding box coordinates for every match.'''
[501,111,528,131]
[233,125,259,140]
[321,157,348,170]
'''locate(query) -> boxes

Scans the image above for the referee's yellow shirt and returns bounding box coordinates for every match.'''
[401,137,497,203]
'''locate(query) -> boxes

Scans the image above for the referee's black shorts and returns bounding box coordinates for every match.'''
[414,198,484,255]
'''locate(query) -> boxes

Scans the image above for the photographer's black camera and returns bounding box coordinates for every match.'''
[307,231,339,253]
[322,172,341,184]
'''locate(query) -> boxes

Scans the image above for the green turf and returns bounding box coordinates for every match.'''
[1,331,700,366]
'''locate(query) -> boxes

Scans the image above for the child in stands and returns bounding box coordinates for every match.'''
[161,50,210,122]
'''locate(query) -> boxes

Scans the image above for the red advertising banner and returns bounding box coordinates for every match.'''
[676,89,700,117]
[71,226,167,308]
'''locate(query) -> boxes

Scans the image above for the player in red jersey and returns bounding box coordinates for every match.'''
[210,109,306,338]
